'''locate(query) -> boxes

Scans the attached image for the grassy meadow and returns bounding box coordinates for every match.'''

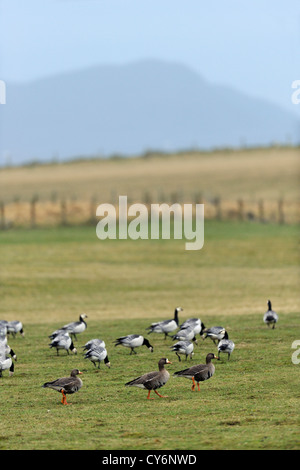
[0,221,299,450]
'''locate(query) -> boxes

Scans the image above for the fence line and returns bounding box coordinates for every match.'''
[0,195,299,229]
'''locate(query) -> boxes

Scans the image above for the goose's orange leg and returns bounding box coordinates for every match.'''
[154,390,168,398]
[61,390,71,405]
[191,377,196,391]
[147,390,154,400]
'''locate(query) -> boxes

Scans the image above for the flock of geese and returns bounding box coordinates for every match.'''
[0,300,278,404]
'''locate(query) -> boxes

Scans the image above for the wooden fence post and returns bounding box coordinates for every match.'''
[30,195,38,228]
[194,192,203,205]
[237,199,244,221]
[89,196,97,224]
[214,197,222,220]
[0,202,5,229]
[258,199,265,222]
[278,198,285,224]
[60,199,67,226]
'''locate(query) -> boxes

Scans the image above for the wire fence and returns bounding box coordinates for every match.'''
[0,193,299,230]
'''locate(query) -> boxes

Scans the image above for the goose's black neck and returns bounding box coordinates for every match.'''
[174,309,179,324]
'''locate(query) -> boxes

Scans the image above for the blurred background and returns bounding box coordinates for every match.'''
[0,0,299,225]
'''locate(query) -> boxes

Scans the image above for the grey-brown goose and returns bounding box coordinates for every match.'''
[125,358,172,399]
[173,353,218,391]
[42,368,83,405]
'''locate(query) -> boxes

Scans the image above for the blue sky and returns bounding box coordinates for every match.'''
[0,0,299,115]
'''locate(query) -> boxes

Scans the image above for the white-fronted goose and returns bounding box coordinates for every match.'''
[114,335,153,355]
[217,332,235,360]
[203,326,226,345]
[84,346,110,369]
[146,307,183,339]
[61,314,88,340]
[49,332,77,356]
[173,353,218,391]
[180,318,206,338]
[7,321,24,338]
[170,340,194,361]
[172,326,197,343]
[263,300,278,329]
[125,358,172,399]
[42,368,83,405]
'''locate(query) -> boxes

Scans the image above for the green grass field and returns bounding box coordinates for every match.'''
[0,221,299,450]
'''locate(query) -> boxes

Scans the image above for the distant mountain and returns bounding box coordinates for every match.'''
[0,59,299,165]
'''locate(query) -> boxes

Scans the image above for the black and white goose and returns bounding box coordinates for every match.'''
[170,340,194,361]
[0,344,15,377]
[49,332,77,356]
[114,335,153,355]
[82,338,106,351]
[217,331,235,360]
[84,345,111,369]
[171,326,197,343]
[203,326,226,345]
[0,321,8,336]
[0,341,17,361]
[146,307,183,339]
[6,321,24,338]
[180,317,206,338]
[60,314,88,340]
[263,300,278,329]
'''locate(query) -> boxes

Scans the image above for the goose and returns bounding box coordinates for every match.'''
[6,321,24,338]
[0,341,17,361]
[0,321,8,336]
[114,335,153,355]
[0,356,14,377]
[263,300,278,329]
[173,353,218,391]
[60,314,88,340]
[217,332,235,360]
[0,330,8,346]
[0,345,15,377]
[84,346,110,369]
[49,328,67,340]
[171,326,197,343]
[146,307,183,339]
[170,340,194,361]
[49,332,77,356]
[42,369,83,405]
[125,357,172,400]
[203,326,226,345]
[180,318,206,338]
[82,338,106,351]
